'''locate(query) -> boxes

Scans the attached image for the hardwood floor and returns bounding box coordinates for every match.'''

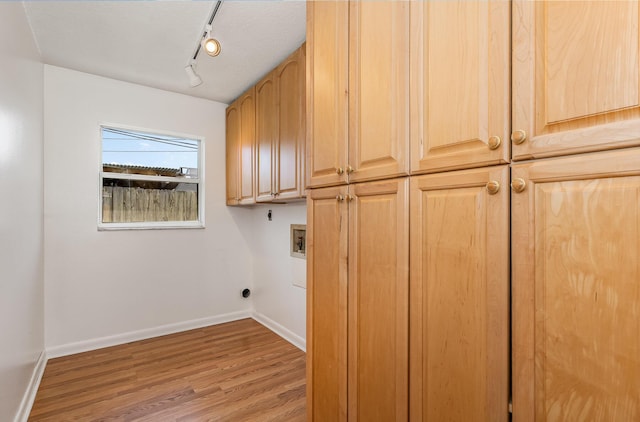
[29,318,306,421]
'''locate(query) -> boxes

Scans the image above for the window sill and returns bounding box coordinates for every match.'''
[98,221,205,231]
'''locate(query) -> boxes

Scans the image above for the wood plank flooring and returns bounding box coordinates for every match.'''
[29,318,306,421]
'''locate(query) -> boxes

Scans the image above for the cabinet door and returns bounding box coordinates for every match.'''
[307,185,348,422]
[256,71,278,202]
[306,0,349,188]
[348,2,410,183]
[348,178,409,421]
[410,1,510,174]
[276,44,306,200]
[225,102,240,205]
[512,149,640,421]
[512,0,640,160]
[238,88,256,205]
[410,166,510,421]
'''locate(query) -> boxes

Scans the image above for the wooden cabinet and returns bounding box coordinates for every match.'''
[307,185,348,422]
[225,100,240,206]
[409,166,510,421]
[307,177,409,422]
[512,0,640,160]
[306,0,349,188]
[511,148,640,421]
[227,45,305,205]
[255,70,277,202]
[225,87,255,205]
[306,1,410,188]
[409,0,510,174]
[276,44,306,201]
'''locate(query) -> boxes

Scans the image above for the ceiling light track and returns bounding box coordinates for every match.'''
[185,1,223,87]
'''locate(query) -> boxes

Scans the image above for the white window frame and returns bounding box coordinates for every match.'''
[98,124,205,231]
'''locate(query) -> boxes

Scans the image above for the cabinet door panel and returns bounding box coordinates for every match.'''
[225,104,240,205]
[256,73,277,202]
[307,1,349,188]
[277,45,305,200]
[512,149,640,421]
[410,166,509,421]
[348,178,408,421]
[512,0,640,160]
[239,88,255,205]
[349,2,410,183]
[307,186,348,422]
[410,1,510,174]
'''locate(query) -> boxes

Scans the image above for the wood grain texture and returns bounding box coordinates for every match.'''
[348,2,410,183]
[29,319,305,422]
[348,178,409,421]
[256,70,278,202]
[409,166,510,422]
[238,88,256,205]
[306,185,348,422]
[306,0,349,188]
[225,102,240,205]
[512,148,640,421]
[512,0,640,160]
[276,44,306,201]
[410,0,510,174]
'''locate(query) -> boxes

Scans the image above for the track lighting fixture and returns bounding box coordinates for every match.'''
[202,25,221,57]
[185,1,223,87]
[184,63,202,87]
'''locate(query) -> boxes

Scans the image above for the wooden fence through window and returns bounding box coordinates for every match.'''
[102,186,198,223]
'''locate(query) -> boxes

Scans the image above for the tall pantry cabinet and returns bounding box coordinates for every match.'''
[510,1,640,419]
[307,0,509,420]
[306,0,640,421]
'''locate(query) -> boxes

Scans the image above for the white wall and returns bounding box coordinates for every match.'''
[0,3,45,420]
[247,203,307,346]
[44,66,254,351]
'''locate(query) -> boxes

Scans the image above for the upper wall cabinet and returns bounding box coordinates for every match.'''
[512,0,640,160]
[256,69,278,202]
[226,87,255,205]
[276,45,306,201]
[307,1,410,188]
[410,0,510,174]
[227,44,306,205]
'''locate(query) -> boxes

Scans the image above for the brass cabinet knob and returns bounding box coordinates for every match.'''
[488,136,501,150]
[486,181,500,195]
[336,194,344,201]
[346,194,354,201]
[346,165,354,174]
[336,167,344,175]
[511,178,526,193]
[511,130,527,145]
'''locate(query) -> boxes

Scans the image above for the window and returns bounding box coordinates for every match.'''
[99,126,204,230]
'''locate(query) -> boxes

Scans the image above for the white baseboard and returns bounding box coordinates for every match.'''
[14,350,47,422]
[252,312,306,352]
[46,310,252,359]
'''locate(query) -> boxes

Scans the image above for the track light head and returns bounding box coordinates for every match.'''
[201,25,221,57]
[184,64,202,87]
[202,37,221,57]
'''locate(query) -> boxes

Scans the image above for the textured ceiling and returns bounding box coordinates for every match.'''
[23,1,306,104]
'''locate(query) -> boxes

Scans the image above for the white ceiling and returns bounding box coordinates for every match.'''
[23,1,306,104]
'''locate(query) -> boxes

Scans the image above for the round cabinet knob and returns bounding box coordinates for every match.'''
[336,167,344,175]
[488,136,502,150]
[511,178,527,193]
[486,181,500,195]
[346,165,355,174]
[511,130,527,145]
[346,194,354,202]
[336,194,344,202]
